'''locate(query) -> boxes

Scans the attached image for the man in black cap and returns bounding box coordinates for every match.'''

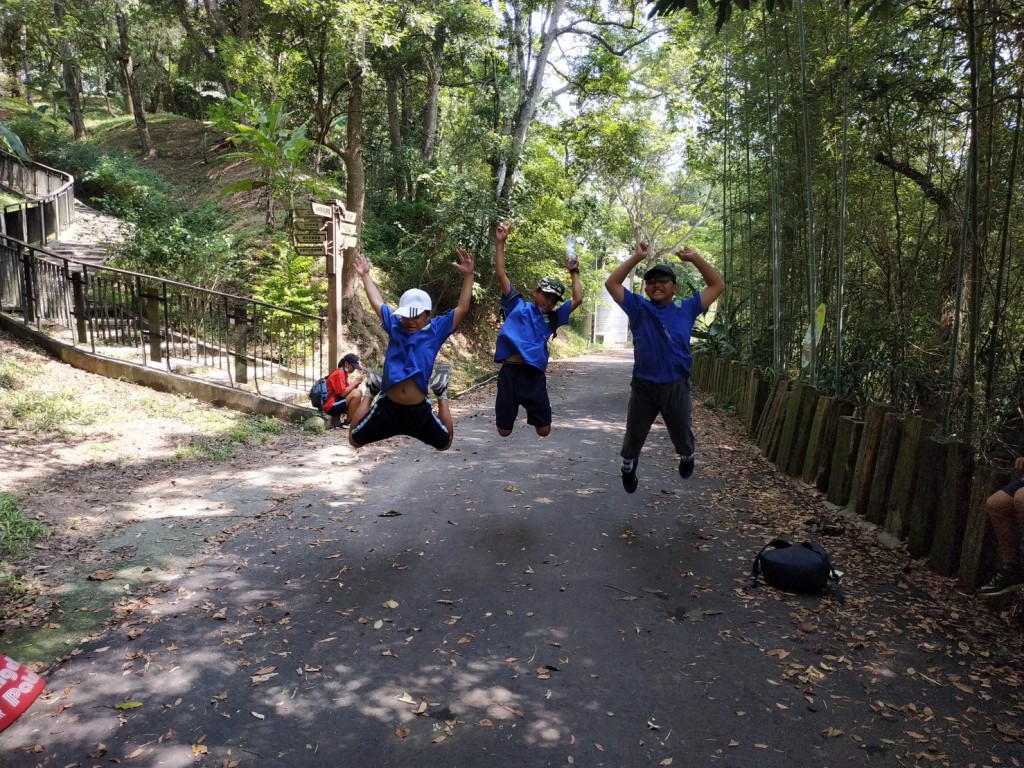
[604,242,725,492]
[324,352,364,428]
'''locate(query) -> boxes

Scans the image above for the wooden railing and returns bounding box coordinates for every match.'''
[692,354,1009,593]
[0,150,75,245]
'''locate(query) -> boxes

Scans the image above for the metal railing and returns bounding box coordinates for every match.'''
[0,235,327,402]
[0,151,75,244]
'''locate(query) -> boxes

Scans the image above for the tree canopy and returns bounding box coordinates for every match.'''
[1,0,1023,456]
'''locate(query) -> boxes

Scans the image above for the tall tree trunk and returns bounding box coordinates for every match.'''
[385,70,408,201]
[340,54,365,301]
[494,0,566,203]
[116,10,155,158]
[53,0,85,139]
[420,21,446,167]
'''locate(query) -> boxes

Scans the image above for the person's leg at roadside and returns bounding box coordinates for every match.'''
[979,480,1024,597]
[328,399,347,428]
[343,389,363,426]
[620,379,659,493]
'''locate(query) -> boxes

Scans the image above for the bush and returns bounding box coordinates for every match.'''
[109,201,243,288]
[87,154,169,211]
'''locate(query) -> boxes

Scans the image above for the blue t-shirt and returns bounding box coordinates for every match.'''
[379,304,456,394]
[494,282,573,370]
[619,289,705,383]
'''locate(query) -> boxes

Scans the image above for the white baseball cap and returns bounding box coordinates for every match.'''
[395,288,432,318]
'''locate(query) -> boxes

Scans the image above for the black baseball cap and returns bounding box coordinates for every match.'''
[643,265,677,282]
[341,353,361,369]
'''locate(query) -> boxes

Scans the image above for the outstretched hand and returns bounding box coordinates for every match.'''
[353,252,371,276]
[675,246,700,263]
[634,241,650,259]
[496,223,509,244]
[453,248,475,275]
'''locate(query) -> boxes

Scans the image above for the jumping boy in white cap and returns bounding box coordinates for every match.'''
[493,222,583,437]
[605,241,725,492]
[348,249,475,451]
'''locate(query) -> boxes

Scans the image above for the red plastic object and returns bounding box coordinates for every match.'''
[0,654,46,733]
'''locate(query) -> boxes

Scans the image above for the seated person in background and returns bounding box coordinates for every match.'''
[324,353,363,429]
[979,456,1024,597]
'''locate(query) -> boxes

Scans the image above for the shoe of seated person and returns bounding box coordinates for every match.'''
[978,564,1024,598]
[429,364,452,399]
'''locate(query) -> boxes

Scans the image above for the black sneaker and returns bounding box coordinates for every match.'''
[978,565,1024,598]
[621,458,638,494]
[678,454,695,479]
[330,413,343,429]
[430,364,452,399]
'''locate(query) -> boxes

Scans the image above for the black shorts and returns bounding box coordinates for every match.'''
[349,395,450,450]
[326,399,348,417]
[495,362,551,431]
[1001,475,1024,497]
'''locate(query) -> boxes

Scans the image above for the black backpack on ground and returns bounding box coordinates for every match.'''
[749,538,844,603]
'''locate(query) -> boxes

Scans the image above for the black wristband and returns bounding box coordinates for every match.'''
[569,268,580,274]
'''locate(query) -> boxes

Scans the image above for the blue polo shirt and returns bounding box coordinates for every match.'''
[494,283,573,370]
[379,304,455,394]
[619,289,705,383]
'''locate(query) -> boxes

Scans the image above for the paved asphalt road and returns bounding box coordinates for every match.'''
[4,350,1023,767]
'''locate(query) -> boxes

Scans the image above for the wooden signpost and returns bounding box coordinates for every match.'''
[293,200,359,371]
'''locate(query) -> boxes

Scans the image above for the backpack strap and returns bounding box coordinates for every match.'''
[807,542,845,604]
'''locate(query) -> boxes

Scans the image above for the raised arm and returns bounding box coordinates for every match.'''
[604,241,649,305]
[494,223,511,296]
[676,247,725,310]
[354,252,385,322]
[451,248,475,330]
[567,253,584,312]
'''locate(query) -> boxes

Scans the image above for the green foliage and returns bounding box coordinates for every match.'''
[207,93,324,225]
[0,494,47,559]
[252,239,325,319]
[87,154,169,211]
[0,124,30,161]
[110,201,243,288]
[44,141,104,185]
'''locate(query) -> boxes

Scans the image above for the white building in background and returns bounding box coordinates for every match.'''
[584,280,630,346]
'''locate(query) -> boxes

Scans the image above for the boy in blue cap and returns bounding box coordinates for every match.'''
[493,222,583,437]
[348,249,475,451]
[605,241,725,492]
